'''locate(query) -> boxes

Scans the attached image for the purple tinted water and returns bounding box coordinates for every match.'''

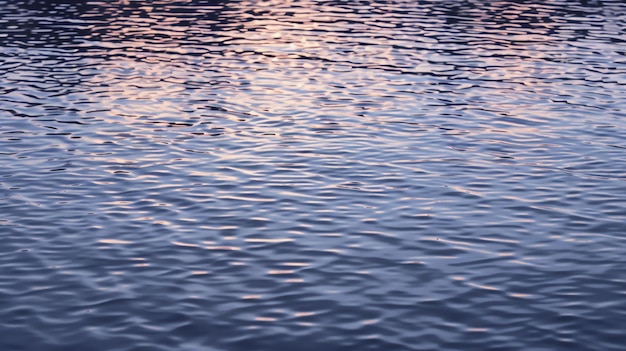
[1,0,625,350]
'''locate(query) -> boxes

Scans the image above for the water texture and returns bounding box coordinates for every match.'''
[1,0,625,350]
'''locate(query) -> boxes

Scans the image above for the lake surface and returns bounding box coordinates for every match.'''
[1,0,625,350]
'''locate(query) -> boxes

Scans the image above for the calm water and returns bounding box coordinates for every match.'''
[1,0,625,350]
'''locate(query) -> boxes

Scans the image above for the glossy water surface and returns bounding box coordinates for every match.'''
[1,0,625,350]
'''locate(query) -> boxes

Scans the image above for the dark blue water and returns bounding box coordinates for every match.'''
[1,0,625,350]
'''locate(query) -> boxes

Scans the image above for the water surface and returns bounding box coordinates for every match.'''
[1,0,625,350]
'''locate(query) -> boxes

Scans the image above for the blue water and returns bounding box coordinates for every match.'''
[1,0,625,350]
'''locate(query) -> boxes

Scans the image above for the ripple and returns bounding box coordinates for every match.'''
[1,0,625,350]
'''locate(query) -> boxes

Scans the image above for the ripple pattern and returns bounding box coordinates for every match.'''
[1,0,625,350]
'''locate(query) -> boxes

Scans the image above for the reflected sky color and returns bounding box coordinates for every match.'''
[64,0,624,144]
[0,0,625,350]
